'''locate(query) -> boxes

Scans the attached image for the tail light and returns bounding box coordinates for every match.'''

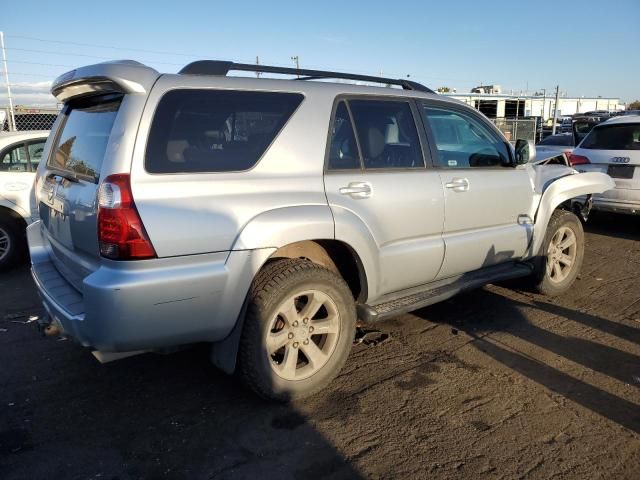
[97,174,156,260]
[567,153,591,166]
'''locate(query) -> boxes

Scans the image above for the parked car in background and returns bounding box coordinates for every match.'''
[0,131,48,268]
[535,133,575,161]
[570,115,640,215]
[582,110,612,123]
[558,117,573,134]
[28,60,613,400]
[572,115,603,145]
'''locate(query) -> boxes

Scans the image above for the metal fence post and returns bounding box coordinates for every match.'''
[0,31,16,132]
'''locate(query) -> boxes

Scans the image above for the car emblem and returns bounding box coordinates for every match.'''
[611,157,631,163]
[47,182,57,202]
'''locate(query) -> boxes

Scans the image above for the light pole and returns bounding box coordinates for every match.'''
[291,56,300,78]
[539,88,546,141]
[0,31,16,132]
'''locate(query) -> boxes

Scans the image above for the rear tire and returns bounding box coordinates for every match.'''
[530,210,584,296]
[238,258,356,401]
[0,220,23,270]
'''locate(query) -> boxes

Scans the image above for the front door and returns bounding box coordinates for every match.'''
[420,102,534,279]
[323,98,445,299]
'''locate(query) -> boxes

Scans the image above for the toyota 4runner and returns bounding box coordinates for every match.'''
[28,60,613,400]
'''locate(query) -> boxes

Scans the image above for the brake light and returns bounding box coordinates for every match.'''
[97,174,156,260]
[568,153,591,166]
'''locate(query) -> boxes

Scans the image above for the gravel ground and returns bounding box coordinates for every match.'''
[1,212,639,480]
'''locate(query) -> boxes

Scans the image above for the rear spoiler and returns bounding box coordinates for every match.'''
[51,60,160,102]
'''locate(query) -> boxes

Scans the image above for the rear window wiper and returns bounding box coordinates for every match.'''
[46,169,80,183]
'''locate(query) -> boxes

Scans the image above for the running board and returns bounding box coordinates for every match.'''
[357,263,532,323]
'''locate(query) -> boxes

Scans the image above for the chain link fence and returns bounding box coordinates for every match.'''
[1,106,60,132]
[490,118,537,143]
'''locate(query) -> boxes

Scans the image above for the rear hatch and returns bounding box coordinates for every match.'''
[35,61,160,290]
[38,95,123,288]
[572,121,640,190]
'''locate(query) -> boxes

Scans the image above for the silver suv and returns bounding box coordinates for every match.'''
[28,60,613,400]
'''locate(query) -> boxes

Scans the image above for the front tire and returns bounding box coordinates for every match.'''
[532,210,584,296]
[238,258,356,401]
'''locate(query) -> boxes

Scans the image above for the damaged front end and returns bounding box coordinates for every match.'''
[524,160,614,259]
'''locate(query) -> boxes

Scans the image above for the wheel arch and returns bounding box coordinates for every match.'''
[0,203,28,230]
[528,172,613,257]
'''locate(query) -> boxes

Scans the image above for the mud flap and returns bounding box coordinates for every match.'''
[209,299,248,375]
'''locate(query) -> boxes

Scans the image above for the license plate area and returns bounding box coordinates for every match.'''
[607,165,635,179]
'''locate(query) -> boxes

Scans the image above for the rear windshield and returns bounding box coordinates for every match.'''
[538,135,573,146]
[145,89,304,174]
[581,124,640,150]
[47,95,122,182]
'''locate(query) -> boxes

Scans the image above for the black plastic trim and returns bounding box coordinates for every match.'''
[179,60,434,93]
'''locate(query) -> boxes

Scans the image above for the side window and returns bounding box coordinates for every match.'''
[349,100,424,169]
[0,144,29,172]
[423,106,510,168]
[27,141,47,168]
[146,90,304,173]
[328,102,360,170]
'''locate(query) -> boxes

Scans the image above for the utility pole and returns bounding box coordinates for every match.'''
[539,88,546,141]
[552,85,560,135]
[291,55,300,78]
[0,31,16,132]
[255,56,261,78]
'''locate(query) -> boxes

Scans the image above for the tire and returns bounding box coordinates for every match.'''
[238,258,356,401]
[0,220,23,270]
[531,210,584,296]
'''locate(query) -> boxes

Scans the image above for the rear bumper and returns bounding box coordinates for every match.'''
[592,197,640,215]
[591,187,640,215]
[27,221,274,352]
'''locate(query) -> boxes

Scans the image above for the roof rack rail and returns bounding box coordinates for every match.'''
[179,60,434,93]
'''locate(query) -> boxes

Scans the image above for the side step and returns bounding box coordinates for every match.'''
[357,263,532,323]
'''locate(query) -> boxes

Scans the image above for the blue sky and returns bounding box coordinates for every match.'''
[2,0,639,105]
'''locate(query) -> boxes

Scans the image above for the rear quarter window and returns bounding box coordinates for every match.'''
[145,90,304,173]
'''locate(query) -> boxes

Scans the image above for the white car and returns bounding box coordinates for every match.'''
[0,130,49,268]
[535,133,575,161]
[570,115,640,215]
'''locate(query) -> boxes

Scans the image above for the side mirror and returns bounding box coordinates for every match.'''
[514,139,536,165]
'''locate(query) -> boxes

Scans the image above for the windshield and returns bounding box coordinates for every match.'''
[47,95,122,182]
[581,124,640,150]
[539,135,573,146]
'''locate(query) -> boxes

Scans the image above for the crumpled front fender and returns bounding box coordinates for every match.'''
[528,172,614,257]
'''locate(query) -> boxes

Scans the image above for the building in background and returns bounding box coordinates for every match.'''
[471,84,502,94]
[443,91,623,120]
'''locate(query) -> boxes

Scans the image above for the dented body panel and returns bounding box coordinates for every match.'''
[526,168,614,257]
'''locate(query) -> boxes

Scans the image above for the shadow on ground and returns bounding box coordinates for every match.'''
[584,211,640,241]
[413,288,640,435]
[0,266,362,480]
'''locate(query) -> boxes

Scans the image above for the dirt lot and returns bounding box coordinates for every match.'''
[1,212,639,480]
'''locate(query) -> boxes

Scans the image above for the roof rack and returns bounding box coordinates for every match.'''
[179,60,434,93]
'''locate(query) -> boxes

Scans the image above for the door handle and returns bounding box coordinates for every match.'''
[339,182,372,198]
[444,177,470,192]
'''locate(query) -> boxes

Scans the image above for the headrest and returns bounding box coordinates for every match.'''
[366,125,385,159]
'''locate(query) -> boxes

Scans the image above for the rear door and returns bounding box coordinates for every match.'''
[38,95,122,286]
[420,101,534,279]
[323,97,445,297]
